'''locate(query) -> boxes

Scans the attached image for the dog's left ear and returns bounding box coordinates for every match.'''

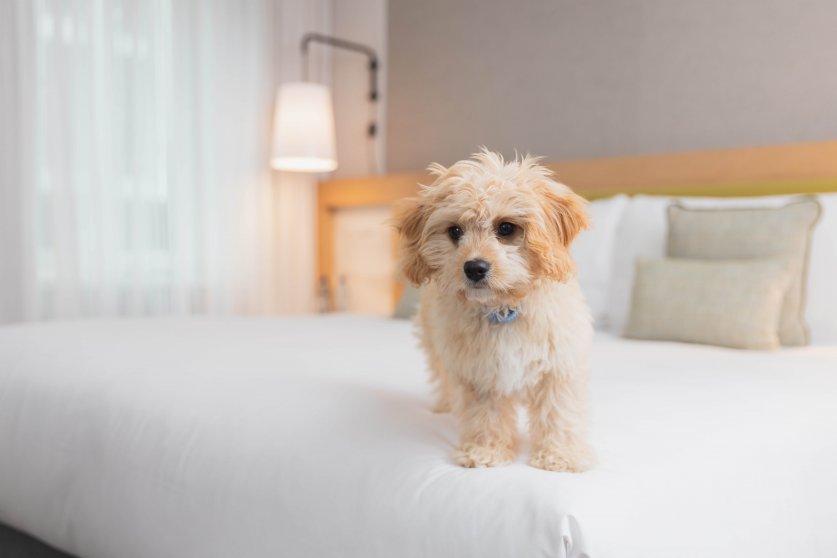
[528,182,589,281]
[541,184,589,248]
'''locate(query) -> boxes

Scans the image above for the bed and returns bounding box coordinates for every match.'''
[1,314,837,558]
[3,142,837,557]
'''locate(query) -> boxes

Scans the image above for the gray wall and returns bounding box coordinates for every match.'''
[386,0,837,171]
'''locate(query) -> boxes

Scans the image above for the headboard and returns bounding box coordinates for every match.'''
[318,141,837,310]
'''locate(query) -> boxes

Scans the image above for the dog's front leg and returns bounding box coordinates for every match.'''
[454,383,517,468]
[527,371,595,472]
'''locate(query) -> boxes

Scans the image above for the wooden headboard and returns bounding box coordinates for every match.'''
[317,141,837,309]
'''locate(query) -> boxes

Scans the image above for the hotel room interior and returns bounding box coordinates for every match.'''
[1,1,836,557]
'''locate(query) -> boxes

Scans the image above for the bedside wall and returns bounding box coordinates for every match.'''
[387,0,837,171]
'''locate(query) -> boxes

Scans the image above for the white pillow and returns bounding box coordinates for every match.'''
[606,194,796,337]
[806,193,837,344]
[571,194,628,328]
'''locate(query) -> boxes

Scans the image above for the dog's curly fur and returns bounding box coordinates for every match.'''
[394,149,594,472]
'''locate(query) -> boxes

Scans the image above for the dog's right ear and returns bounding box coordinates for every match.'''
[392,196,433,286]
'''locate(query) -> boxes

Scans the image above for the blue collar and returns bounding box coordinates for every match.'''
[487,307,520,324]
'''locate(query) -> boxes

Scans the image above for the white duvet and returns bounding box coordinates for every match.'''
[1,315,836,558]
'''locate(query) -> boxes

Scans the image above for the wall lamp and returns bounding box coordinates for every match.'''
[271,33,380,173]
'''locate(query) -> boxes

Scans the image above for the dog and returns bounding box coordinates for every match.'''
[393,149,594,472]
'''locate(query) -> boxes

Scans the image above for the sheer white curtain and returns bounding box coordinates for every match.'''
[0,0,330,322]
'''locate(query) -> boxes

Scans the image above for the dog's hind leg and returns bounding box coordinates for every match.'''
[417,296,457,413]
[427,354,457,413]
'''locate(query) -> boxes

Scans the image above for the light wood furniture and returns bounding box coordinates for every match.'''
[318,140,837,310]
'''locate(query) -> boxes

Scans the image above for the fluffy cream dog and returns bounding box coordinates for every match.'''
[394,149,594,472]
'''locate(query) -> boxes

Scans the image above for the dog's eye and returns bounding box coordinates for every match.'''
[447,225,463,241]
[497,222,517,237]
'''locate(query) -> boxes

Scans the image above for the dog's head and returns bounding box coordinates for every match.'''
[393,149,588,306]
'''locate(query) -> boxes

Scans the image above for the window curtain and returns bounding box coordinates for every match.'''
[0,0,330,323]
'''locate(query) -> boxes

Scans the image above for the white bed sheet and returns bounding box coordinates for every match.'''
[1,315,836,558]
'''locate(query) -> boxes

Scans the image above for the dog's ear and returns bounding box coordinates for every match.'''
[542,185,589,248]
[392,196,433,286]
[527,182,589,281]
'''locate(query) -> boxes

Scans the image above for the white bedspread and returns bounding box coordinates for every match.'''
[1,315,836,558]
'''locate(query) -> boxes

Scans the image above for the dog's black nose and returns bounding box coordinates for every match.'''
[464,259,490,282]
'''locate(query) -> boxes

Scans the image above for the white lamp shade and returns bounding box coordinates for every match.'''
[271,82,337,172]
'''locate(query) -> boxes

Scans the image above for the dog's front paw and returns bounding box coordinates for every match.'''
[530,444,595,473]
[455,443,515,468]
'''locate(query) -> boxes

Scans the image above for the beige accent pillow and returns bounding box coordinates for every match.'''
[625,258,792,350]
[667,198,821,346]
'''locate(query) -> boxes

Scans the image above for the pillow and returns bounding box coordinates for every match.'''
[682,193,836,345]
[393,285,420,319]
[606,194,808,338]
[806,193,837,344]
[667,198,821,346]
[571,194,629,327]
[625,258,792,350]
[606,195,672,335]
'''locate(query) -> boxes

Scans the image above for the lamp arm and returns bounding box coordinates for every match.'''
[300,33,379,102]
